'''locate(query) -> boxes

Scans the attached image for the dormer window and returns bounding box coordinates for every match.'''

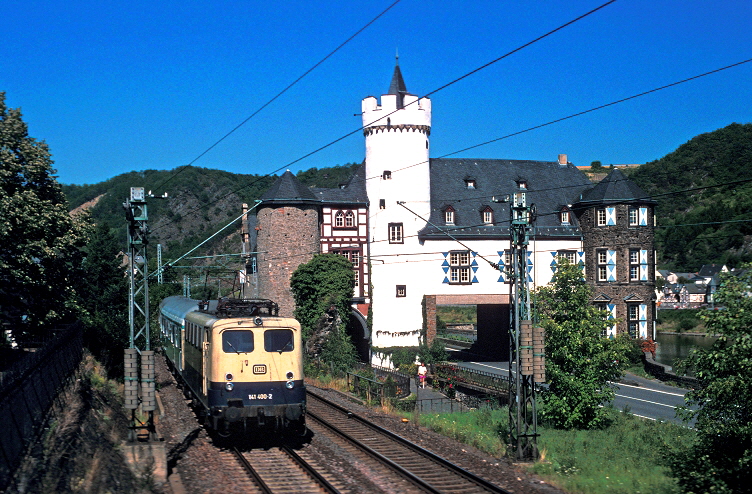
[445,208,455,225]
[383,170,392,180]
[516,180,527,189]
[465,179,476,189]
[481,206,494,225]
[560,208,570,225]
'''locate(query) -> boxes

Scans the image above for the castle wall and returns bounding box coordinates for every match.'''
[256,204,320,317]
[577,203,656,337]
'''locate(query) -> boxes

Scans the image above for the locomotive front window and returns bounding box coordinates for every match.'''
[222,330,254,353]
[264,329,294,353]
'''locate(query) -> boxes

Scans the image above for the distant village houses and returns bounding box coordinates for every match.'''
[656,264,728,308]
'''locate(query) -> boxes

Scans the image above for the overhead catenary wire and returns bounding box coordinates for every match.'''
[153,53,752,236]
[150,0,618,234]
[150,0,403,195]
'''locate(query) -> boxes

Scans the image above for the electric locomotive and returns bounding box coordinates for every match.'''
[159,295,305,435]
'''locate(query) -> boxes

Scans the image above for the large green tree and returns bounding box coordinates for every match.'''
[290,253,356,370]
[669,267,752,493]
[77,222,128,366]
[535,260,632,429]
[0,92,90,342]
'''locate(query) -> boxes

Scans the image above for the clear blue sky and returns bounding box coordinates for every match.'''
[3,0,751,186]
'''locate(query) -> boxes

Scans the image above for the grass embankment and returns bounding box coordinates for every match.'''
[436,305,477,326]
[403,406,691,493]
[656,309,705,333]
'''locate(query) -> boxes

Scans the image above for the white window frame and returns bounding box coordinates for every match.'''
[557,250,576,264]
[334,210,344,228]
[629,207,638,226]
[345,210,355,227]
[596,209,607,226]
[597,249,607,281]
[483,210,493,224]
[560,210,570,225]
[449,250,471,285]
[388,223,403,244]
[445,209,454,225]
[628,305,639,337]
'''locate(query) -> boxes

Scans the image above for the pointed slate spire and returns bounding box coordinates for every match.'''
[260,170,318,204]
[576,168,657,205]
[387,51,407,108]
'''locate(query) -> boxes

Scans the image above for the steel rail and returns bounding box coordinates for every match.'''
[232,446,273,494]
[307,392,511,493]
[280,445,341,494]
[306,408,444,494]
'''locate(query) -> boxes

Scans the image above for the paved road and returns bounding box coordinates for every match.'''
[454,360,696,426]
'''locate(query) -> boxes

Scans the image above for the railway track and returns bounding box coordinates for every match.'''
[231,445,340,493]
[306,391,512,494]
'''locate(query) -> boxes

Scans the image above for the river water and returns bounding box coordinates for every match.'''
[654,332,718,368]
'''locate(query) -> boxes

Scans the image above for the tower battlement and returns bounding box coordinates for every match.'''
[361,94,431,130]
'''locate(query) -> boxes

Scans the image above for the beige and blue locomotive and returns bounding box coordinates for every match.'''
[160,296,305,435]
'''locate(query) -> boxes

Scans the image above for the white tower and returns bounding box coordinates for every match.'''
[363,58,432,352]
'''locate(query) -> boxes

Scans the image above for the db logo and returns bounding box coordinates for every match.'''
[253,364,267,374]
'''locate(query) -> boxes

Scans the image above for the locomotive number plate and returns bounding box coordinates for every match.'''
[248,394,272,400]
[252,364,267,374]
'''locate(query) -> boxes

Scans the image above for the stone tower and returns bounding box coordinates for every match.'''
[363,58,433,347]
[256,171,320,317]
[573,168,657,338]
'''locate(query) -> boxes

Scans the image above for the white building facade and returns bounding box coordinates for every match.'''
[362,61,592,353]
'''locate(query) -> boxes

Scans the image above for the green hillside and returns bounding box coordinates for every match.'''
[64,122,752,274]
[626,123,752,271]
[63,163,361,262]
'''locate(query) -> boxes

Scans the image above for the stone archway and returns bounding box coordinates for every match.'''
[345,307,370,362]
[425,294,510,361]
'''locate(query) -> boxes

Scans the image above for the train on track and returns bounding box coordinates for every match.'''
[159,295,306,436]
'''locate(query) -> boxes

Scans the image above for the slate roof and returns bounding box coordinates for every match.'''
[698,264,726,278]
[261,166,368,207]
[574,168,657,205]
[387,55,411,106]
[419,158,592,240]
[311,163,368,204]
[260,170,318,204]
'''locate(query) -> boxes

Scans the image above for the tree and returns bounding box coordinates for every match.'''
[534,260,632,429]
[669,267,752,493]
[0,92,91,342]
[77,222,128,367]
[290,254,356,370]
[590,160,603,171]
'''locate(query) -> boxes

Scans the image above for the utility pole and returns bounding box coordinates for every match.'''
[506,190,542,461]
[123,187,156,441]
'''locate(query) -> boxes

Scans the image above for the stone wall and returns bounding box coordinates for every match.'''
[577,202,656,336]
[256,204,320,317]
[642,354,701,389]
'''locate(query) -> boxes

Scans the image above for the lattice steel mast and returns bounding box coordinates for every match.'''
[507,190,541,461]
[123,187,156,441]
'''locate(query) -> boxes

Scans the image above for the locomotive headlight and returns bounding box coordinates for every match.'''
[286,371,294,380]
[225,373,233,381]
[225,382,234,392]
[285,381,294,389]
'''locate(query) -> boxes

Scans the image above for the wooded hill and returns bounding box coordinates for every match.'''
[63,123,752,273]
[626,123,752,271]
[63,163,360,262]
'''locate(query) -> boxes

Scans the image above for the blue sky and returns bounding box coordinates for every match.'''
[3,0,751,186]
